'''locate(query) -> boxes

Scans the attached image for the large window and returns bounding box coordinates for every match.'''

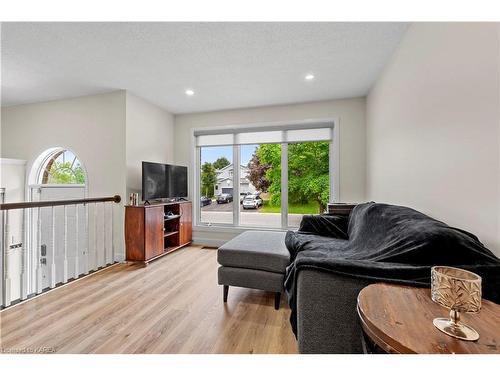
[240,144,282,228]
[195,123,336,229]
[287,141,330,227]
[41,149,85,184]
[199,146,233,225]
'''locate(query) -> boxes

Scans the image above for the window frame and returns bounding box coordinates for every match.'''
[192,118,340,231]
[39,149,85,185]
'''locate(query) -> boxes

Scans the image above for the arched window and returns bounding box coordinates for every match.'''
[40,149,85,184]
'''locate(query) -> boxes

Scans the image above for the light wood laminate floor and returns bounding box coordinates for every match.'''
[0,246,298,354]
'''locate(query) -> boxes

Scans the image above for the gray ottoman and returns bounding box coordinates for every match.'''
[217,231,290,309]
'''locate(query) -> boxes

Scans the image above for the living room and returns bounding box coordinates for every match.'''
[1,0,500,373]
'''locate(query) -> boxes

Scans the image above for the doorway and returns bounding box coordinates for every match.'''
[27,148,88,293]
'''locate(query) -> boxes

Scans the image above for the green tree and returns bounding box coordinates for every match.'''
[255,144,282,206]
[287,141,330,213]
[247,152,271,193]
[47,161,86,184]
[200,162,217,198]
[213,157,230,170]
[253,142,329,213]
[73,165,86,184]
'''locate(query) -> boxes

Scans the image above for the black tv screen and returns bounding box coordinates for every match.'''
[142,162,167,200]
[142,162,188,201]
[167,165,188,198]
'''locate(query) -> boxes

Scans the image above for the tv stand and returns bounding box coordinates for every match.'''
[125,201,192,264]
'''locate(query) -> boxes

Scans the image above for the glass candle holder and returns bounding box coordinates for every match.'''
[431,266,482,341]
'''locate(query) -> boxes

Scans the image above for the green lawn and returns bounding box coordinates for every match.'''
[259,200,321,214]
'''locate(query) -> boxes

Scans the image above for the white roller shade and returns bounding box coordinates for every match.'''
[196,133,234,147]
[285,128,332,142]
[195,125,332,146]
[235,131,283,145]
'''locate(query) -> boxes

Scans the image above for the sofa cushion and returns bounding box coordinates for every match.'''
[218,266,285,292]
[217,231,290,273]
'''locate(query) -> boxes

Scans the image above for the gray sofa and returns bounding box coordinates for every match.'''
[290,202,500,353]
[296,269,371,353]
[217,229,370,353]
[218,200,500,354]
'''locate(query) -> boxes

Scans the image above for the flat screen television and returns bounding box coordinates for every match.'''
[166,164,188,199]
[142,162,188,201]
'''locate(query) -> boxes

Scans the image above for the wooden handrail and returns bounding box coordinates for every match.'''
[0,195,121,210]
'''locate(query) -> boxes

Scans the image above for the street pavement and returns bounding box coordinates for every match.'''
[200,201,302,227]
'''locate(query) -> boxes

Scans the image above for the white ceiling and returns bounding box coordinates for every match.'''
[1,22,408,114]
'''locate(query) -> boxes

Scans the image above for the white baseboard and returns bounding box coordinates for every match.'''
[192,236,226,248]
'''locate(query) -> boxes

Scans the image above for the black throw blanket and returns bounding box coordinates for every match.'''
[284,202,500,335]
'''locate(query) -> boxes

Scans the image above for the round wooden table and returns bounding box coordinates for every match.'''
[357,283,500,354]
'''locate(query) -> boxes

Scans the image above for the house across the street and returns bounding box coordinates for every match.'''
[214,164,257,196]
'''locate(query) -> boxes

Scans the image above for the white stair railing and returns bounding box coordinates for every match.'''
[0,195,121,309]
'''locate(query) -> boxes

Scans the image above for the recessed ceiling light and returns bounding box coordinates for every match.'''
[305,74,315,81]
[185,89,195,96]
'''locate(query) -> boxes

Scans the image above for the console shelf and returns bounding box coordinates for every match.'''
[164,215,180,221]
[125,201,192,264]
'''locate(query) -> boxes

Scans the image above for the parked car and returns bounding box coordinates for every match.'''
[200,196,212,207]
[240,192,251,203]
[216,193,233,204]
[242,194,263,209]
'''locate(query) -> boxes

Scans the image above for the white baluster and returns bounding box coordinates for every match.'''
[50,206,56,289]
[20,208,28,300]
[36,207,42,294]
[110,203,114,263]
[84,203,89,275]
[63,205,68,283]
[74,204,79,279]
[94,202,98,270]
[3,210,11,307]
[0,213,2,307]
[103,202,107,266]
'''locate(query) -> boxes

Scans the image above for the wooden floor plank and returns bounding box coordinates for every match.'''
[0,246,298,354]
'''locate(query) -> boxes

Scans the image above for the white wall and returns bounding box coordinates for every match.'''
[366,23,500,256]
[1,91,127,259]
[174,98,366,245]
[0,158,27,302]
[0,90,176,263]
[125,92,175,199]
[0,159,26,203]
